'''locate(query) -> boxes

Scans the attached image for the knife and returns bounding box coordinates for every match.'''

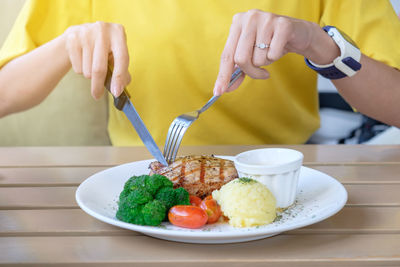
[104,69,168,166]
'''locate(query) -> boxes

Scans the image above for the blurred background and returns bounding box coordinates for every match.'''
[0,0,399,146]
[0,0,110,146]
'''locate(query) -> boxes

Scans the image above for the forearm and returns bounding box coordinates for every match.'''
[333,55,400,127]
[0,34,70,118]
[301,24,400,127]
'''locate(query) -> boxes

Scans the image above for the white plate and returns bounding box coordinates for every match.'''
[76,156,347,244]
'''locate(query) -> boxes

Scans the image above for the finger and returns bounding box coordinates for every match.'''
[110,24,130,97]
[213,15,242,96]
[65,33,83,74]
[82,42,93,79]
[224,73,245,93]
[234,19,268,80]
[268,17,291,62]
[252,20,274,67]
[90,38,108,100]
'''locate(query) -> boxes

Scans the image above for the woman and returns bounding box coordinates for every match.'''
[0,0,399,146]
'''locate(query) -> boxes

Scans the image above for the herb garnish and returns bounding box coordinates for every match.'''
[237,177,256,184]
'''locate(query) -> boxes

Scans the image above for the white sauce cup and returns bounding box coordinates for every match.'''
[234,148,304,208]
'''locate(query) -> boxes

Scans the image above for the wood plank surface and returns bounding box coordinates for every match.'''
[0,167,107,186]
[1,165,400,186]
[1,145,400,167]
[0,209,133,236]
[1,184,399,209]
[0,235,399,266]
[0,187,77,209]
[345,184,400,206]
[1,207,399,237]
[1,145,399,266]
[310,165,400,184]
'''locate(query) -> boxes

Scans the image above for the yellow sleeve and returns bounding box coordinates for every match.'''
[0,0,92,68]
[320,0,400,70]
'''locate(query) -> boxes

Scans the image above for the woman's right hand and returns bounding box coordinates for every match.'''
[63,21,131,99]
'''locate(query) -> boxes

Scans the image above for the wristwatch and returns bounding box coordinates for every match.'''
[305,26,362,79]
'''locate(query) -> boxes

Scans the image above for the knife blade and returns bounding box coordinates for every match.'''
[104,69,168,166]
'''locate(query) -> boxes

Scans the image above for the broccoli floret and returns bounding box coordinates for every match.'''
[154,174,174,188]
[145,174,173,195]
[129,188,153,204]
[124,174,172,195]
[116,174,190,226]
[120,177,152,203]
[174,187,190,206]
[119,187,131,202]
[120,176,138,201]
[116,196,145,225]
[126,175,148,190]
[142,199,166,226]
[123,177,135,191]
[154,187,176,210]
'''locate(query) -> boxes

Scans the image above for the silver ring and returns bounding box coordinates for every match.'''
[255,43,270,49]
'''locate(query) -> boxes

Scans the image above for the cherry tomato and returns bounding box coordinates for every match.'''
[203,195,213,201]
[200,197,222,224]
[189,195,202,206]
[168,205,208,229]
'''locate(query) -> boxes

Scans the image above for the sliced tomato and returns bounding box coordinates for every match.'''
[199,197,222,224]
[168,205,208,229]
[189,195,202,206]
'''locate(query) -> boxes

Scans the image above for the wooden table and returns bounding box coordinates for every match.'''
[0,145,399,266]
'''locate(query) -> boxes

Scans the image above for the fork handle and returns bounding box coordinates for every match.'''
[199,68,243,114]
[228,67,244,88]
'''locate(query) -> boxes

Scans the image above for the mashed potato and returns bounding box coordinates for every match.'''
[212,177,276,227]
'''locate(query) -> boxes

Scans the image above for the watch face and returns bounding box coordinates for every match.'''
[335,28,359,48]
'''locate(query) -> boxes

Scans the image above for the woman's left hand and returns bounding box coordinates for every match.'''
[213,9,339,95]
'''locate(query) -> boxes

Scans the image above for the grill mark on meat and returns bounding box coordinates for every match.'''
[219,158,225,181]
[199,157,205,184]
[180,169,197,176]
[179,156,186,186]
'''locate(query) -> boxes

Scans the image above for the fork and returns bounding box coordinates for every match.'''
[163,68,243,164]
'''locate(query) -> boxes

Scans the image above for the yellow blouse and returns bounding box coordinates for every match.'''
[1,0,400,146]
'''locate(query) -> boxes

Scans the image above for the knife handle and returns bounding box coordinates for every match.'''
[104,68,129,111]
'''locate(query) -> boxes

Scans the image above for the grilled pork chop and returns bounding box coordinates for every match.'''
[149,155,238,198]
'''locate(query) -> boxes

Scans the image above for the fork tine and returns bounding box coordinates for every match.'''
[164,121,188,164]
[163,121,177,157]
[163,121,180,162]
[165,121,190,164]
[168,123,190,163]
